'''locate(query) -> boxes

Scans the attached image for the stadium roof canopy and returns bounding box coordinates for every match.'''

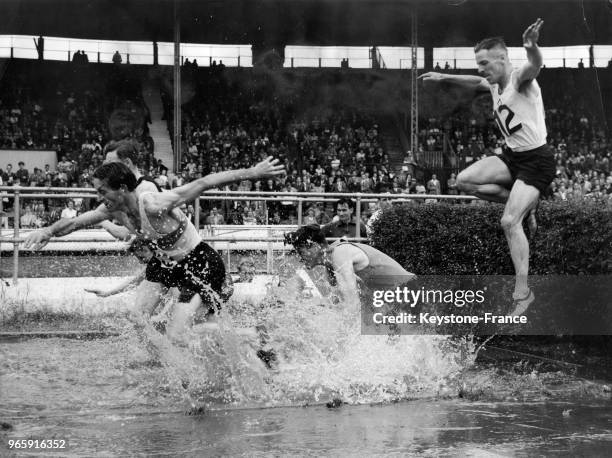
[1,0,611,47]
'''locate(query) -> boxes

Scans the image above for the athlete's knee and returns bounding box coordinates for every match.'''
[456,171,473,192]
[500,213,522,233]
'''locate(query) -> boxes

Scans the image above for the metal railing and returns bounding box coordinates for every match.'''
[0,187,476,284]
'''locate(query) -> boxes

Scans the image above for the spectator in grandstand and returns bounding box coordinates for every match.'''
[43,164,55,183]
[228,205,244,225]
[112,51,122,64]
[321,197,367,239]
[270,210,282,225]
[243,209,258,225]
[204,207,225,225]
[183,204,196,225]
[154,169,170,189]
[360,172,373,193]
[20,205,38,228]
[403,177,417,194]
[29,168,45,187]
[313,203,331,225]
[390,177,403,194]
[426,174,441,195]
[2,164,15,185]
[60,200,78,219]
[56,156,74,182]
[303,206,318,225]
[15,161,29,186]
[447,173,459,195]
[33,203,48,227]
[419,18,552,315]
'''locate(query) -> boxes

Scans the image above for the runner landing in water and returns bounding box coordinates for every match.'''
[285,225,415,307]
[24,157,285,341]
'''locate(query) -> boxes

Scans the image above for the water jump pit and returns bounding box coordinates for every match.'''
[1,275,612,455]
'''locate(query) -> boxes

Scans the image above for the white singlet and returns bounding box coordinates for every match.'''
[138,192,201,261]
[490,70,547,152]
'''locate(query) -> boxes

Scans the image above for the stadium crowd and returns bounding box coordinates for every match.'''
[0,62,610,229]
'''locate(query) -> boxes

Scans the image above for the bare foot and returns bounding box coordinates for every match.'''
[509,289,535,317]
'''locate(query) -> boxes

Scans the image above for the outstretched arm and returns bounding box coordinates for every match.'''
[516,18,544,85]
[331,247,364,306]
[144,156,285,214]
[23,205,111,250]
[418,72,491,92]
[99,220,132,241]
[85,269,146,297]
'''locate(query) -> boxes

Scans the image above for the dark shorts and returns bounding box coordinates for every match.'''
[145,241,226,312]
[498,144,555,195]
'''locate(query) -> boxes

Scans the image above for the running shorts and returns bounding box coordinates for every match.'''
[145,241,226,312]
[498,144,555,195]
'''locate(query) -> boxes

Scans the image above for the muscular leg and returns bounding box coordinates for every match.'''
[457,156,513,203]
[133,280,167,316]
[166,294,203,342]
[500,179,540,298]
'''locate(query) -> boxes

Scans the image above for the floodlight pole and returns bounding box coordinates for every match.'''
[410,8,419,158]
[173,0,182,173]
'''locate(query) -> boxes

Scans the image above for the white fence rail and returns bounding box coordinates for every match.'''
[0,187,476,283]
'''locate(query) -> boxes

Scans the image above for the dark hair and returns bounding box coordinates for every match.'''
[104,138,140,164]
[93,162,137,191]
[128,237,153,253]
[284,225,327,250]
[284,225,336,285]
[474,37,507,53]
[335,197,355,212]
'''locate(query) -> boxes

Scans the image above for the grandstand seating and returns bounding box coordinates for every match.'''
[0,59,610,227]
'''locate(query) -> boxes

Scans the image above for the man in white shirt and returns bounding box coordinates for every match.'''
[60,200,78,219]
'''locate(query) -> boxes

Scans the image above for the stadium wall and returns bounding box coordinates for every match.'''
[0,150,57,171]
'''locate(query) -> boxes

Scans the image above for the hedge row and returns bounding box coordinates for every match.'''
[370,200,612,276]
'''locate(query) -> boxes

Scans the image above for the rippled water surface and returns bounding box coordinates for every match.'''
[2,332,612,456]
[2,252,611,455]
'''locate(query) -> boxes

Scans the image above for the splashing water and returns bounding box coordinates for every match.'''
[137,277,475,408]
[2,254,475,409]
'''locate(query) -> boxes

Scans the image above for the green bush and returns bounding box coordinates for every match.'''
[370,200,612,276]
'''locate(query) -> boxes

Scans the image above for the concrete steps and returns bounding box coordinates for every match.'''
[377,113,406,172]
[142,78,174,172]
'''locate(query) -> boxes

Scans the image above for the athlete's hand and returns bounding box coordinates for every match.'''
[84,287,111,298]
[23,229,52,250]
[523,18,543,49]
[418,72,446,83]
[250,156,285,179]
